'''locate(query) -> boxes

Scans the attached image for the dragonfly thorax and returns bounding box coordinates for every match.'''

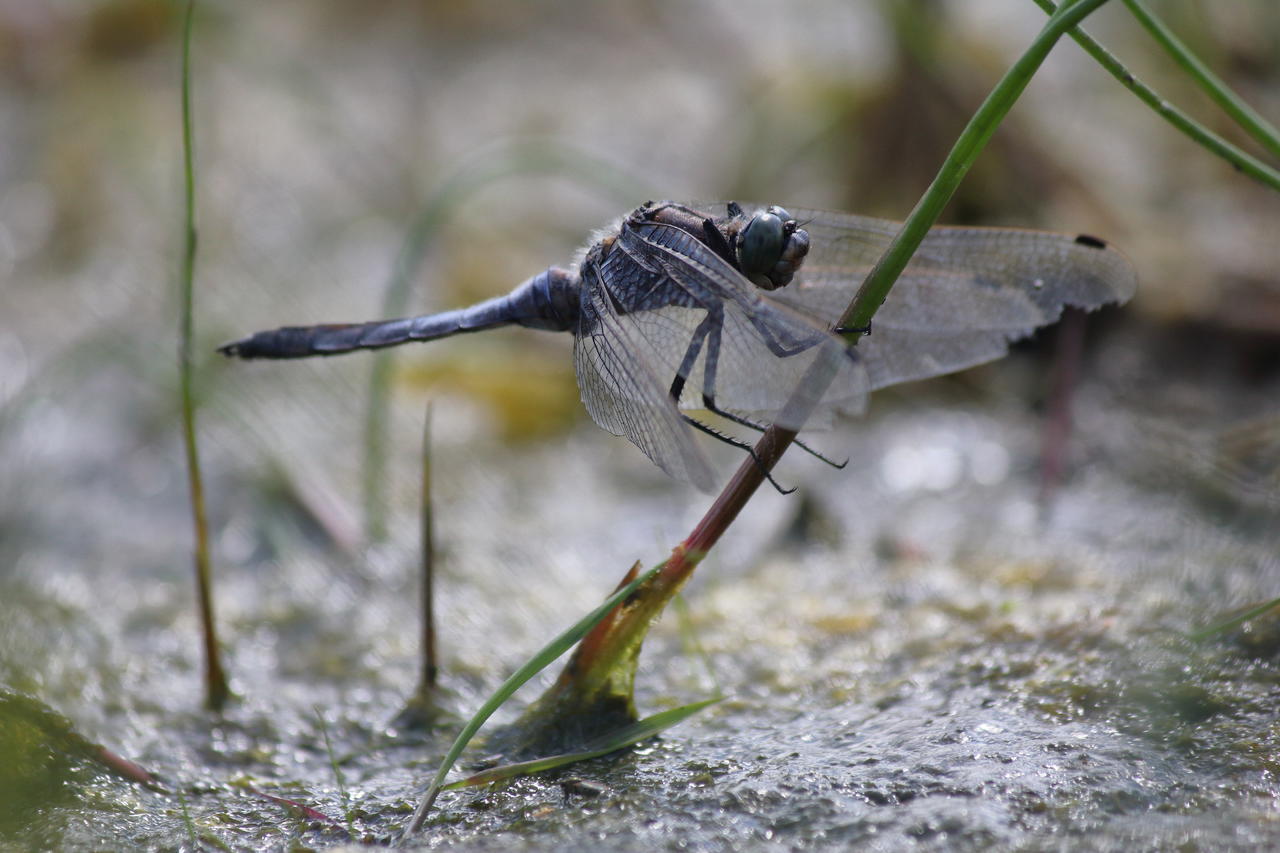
[634,201,811,293]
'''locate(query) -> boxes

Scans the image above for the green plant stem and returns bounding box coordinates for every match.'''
[176,784,198,847]
[178,0,229,712]
[418,404,437,693]
[1030,0,1280,192]
[1123,0,1280,161]
[409,0,1120,834]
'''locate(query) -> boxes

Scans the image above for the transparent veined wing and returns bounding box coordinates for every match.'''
[573,258,719,491]
[769,208,1137,390]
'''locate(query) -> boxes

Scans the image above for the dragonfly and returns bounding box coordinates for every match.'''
[220,201,1137,492]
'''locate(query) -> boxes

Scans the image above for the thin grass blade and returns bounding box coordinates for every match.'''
[442,697,721,790]
[1029,0,1280,192]
[1189,596,1280,642]
[403,561,661,837]
[1122,0,1280,161]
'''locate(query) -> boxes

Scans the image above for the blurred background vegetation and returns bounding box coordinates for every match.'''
[0,0,1277,848]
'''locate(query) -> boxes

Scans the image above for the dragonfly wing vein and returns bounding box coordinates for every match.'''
[574,267,717,491]
[771,211,1137,391]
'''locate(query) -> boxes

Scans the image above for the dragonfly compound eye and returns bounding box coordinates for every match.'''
[739,207,807,290]
[739,210,786,287]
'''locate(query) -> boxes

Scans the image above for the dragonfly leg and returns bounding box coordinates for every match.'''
[697,309,846,470]
[680,415,795,496]
[668,312,716,405]
[742,310,836,359]
[698,394,847,470]
[668,308,796,493]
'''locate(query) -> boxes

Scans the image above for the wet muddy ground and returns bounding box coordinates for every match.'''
[4,315,1277,849]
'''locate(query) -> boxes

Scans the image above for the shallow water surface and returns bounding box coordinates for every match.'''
[2,330,1278,850]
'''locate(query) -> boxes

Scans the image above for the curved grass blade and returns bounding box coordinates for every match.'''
[316,709,355,837]
[442,697,721,791]
[1122,0,1280,161]
[402,561,661,837]
[1189,596,1280,643]
[1030,0,1280,193]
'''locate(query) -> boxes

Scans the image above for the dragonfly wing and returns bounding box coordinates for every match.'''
[773,209,1137,390]
[617,219,870,428]
[705,298,869,426]
[574,266,718,492]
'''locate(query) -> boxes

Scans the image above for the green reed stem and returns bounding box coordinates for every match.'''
[465,3,1123,827]
[418,404,437,693]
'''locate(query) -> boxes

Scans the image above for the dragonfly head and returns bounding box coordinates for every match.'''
[736,205,810,291]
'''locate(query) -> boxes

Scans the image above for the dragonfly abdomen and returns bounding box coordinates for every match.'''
[218,267,581,360]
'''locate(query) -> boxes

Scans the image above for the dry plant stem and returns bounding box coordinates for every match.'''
[682,425,798,557]
[418,404,438,693]
[178,0,229,712]
[394,406,444,726]
[542,430,800,710]
[1038,308,1087,510]
[552,563,645,700]
[92,744,160,790]
[547,352,838,709]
